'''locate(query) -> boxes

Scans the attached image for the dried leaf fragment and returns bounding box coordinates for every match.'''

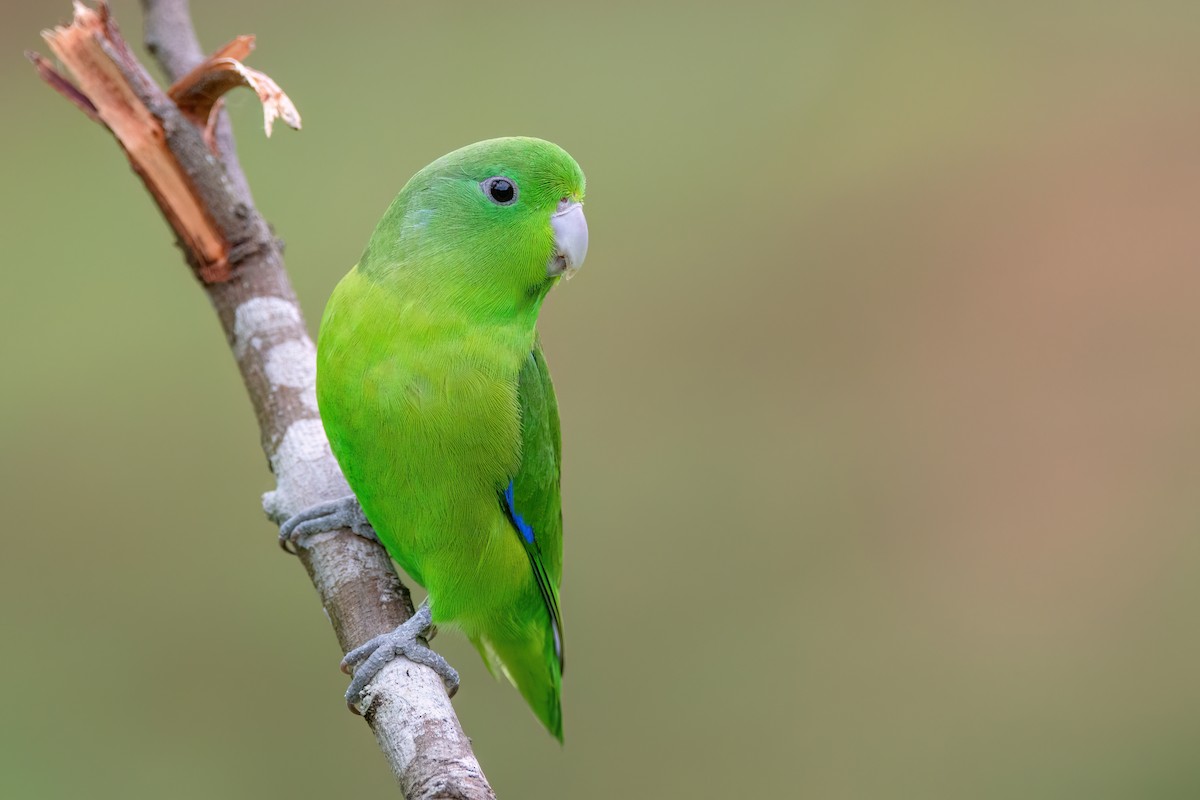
[169,35,302,139]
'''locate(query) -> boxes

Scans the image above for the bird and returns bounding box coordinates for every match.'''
[280,136,587,740]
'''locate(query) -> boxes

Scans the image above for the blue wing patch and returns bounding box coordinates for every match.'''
[500,480,564,671]
[504,481,536,544]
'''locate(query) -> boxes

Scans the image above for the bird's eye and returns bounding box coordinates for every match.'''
[481,177,518,206]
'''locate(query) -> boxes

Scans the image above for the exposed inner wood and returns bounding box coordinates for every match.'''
[41,4,230,281]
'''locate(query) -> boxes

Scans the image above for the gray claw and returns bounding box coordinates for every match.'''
[341,601,460,711]
[278,495,377,553]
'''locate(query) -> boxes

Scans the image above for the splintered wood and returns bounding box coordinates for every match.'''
[30,1,299,283]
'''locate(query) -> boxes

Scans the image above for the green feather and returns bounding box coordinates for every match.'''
[315,138,583,741]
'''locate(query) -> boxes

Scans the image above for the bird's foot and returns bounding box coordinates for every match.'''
[278,495,377,554]
[341,601,460,711]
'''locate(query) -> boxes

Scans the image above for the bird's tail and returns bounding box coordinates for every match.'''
[472,625,563,741]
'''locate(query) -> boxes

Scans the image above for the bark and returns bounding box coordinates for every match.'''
[30,2,495,797]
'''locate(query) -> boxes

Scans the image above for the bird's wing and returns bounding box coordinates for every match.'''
[500,335,564,671]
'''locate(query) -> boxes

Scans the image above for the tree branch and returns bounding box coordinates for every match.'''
[31,2,495,797]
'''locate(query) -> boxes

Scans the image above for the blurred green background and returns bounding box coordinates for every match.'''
[3,1,1200,797]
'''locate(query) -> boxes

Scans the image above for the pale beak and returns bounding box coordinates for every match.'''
[548,200,588,279]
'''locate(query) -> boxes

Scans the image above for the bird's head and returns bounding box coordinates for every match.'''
[360,137,588,318]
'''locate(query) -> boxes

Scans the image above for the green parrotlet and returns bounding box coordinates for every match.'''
[281,137,587,740]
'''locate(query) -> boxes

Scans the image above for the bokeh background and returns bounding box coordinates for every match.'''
[3,1,1200,797]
